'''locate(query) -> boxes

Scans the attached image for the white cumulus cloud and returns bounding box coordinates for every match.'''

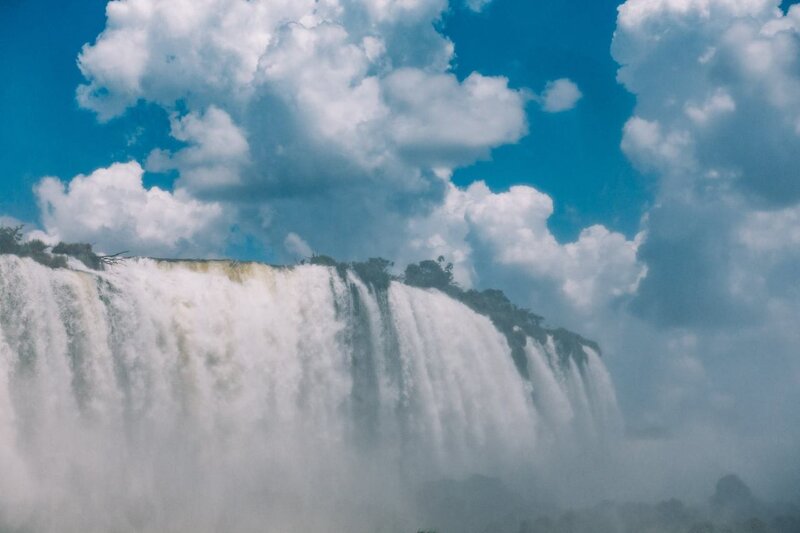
[540,78,583,113]
[406,182,646,311]
[74,0,529,260]
[35,162,227,256]
[613,0,800,326]
[146,106,250,193]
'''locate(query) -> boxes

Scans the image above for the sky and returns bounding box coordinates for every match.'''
[0,0,643,241]
[1,0,800,502]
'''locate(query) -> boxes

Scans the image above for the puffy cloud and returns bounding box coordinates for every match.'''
[614,0,800,205]
[539,78,583,113]
[620,117,692,174]
[616,0,775,32]
[35,162,227,256]
[76,0,528,260]
[146,106,250,193]
[283,232,313,258]
[76,0,519,172]
[683,88,736,125]
[406,182,646,311]
[384,70,528,166]
[740,205,800,252]
[76,0,315,119]
[359,0,448,24]
[612,0,800,326]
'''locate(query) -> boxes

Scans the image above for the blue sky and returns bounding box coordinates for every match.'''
[444,0,645,239]
[1,0,800,498]
[0,0,174,222]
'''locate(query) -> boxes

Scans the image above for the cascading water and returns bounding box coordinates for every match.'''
[0,255,619,532]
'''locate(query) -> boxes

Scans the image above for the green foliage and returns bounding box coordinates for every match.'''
[403,256,454,291]
[460,289,544,332]
[25,237,69,269]
[21,239,48,254]
[0,226,67,269]
[52,242,103,269]
[549,328,598,367]
[0,225,109,270]
[0,225,24,254]
[350,257,394,291]
[457,288,546,376]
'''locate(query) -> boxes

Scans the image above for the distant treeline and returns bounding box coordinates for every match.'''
[416,474,800,533]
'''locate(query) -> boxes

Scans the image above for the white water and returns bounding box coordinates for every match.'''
[0,256,619,532]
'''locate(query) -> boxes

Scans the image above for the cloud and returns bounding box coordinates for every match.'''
[71,0,641,318]
[406,182,646,311]
[612,0,800,326]
[614,0,800,205]
[76,0,522,175]
[146,106,250,193]
[284,232,313,258]
[384,69,528,166]
[616,0,775,31]
[35,162,227,256]
[620,117,692,173]
[740,204,800,252]
[75,0,529,261]
[539,78,583,113]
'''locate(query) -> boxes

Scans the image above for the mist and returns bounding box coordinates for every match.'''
[0,255,627,533]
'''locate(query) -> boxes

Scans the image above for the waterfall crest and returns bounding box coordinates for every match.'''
[0,255,619,532]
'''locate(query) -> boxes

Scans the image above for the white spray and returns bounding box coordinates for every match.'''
[0,256,619,532]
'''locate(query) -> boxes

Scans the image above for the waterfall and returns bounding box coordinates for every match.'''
[0,255,620,532]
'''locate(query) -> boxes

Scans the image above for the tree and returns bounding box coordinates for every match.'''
[0,225,24,253]
[52,242,102,269]
[351,257,394,290]
[0,225,67,268]
[403,256,453,290]
[0,224,124,270]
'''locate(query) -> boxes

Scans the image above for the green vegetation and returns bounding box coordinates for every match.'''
[0,225,67,269]
[350,257,394,291]
[0,225,123,270]
[404,256,455,290]
[51,242,102,269]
